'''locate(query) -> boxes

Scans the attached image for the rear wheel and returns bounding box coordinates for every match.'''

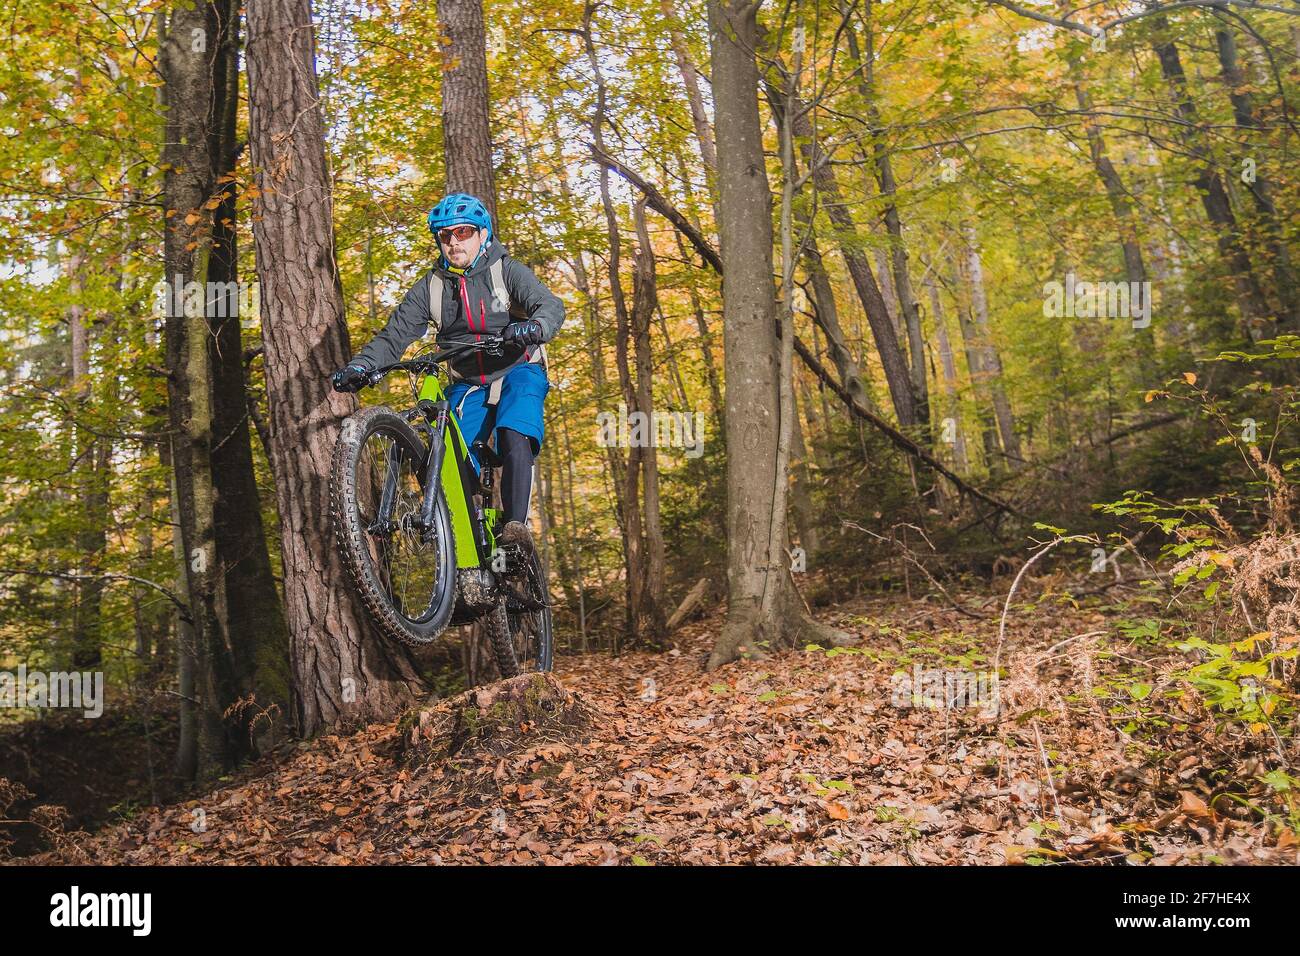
[331,406,457,647]
[489,544,554,675]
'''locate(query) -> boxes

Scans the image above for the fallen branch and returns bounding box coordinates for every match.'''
[666,577,711,632]
[938,787,1013,810]
[794,338,1024,519]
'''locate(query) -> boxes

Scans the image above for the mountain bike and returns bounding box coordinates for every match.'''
[330,335,553,677]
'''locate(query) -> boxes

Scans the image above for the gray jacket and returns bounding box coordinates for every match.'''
[352,239,564,385]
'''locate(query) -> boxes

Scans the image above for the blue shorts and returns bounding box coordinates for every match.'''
[447,362,549,474]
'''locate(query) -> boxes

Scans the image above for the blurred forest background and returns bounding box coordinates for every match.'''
[2,0,1299,859]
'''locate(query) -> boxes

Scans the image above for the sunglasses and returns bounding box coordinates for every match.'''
[437,224,479,244]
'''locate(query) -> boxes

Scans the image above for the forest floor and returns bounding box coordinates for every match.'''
[14,573,1300,865]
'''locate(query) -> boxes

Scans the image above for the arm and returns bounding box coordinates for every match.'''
[350,273,433,369]
[503,258,565,343]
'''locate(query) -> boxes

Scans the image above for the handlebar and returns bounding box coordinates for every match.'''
[364,335,504,386]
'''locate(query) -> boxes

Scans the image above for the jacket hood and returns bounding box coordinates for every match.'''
[436,237,507,279]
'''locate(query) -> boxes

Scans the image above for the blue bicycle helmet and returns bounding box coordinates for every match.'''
[427,193,493,240]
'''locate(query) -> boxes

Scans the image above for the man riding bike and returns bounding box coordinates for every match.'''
[331,193,563,555]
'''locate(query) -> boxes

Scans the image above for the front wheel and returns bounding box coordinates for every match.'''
[331,406,457,647]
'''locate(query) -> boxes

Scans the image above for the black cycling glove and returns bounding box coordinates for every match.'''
[331,363,371,393]
[502,319,545,348]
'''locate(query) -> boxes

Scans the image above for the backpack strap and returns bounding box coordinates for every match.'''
[490,257,548,373]
[488,258,509,314]
[425,269,445,338]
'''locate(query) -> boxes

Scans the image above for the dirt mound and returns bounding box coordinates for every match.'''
[401,673,596,764]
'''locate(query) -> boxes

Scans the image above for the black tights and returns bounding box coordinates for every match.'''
[495,427,535,525]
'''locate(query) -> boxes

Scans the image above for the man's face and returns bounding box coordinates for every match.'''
[439,224,486,268]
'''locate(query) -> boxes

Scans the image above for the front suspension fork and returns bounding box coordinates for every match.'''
[414,399,449,533]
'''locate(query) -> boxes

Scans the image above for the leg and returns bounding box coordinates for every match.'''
[497,426,535,525]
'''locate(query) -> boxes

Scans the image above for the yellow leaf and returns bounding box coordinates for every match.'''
[1004,844,1030,865]
[1183,371,1197,385]
[183,212,200,225]
[1144,390,1157,403]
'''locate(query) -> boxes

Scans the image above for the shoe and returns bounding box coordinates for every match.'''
[500,520,536,558]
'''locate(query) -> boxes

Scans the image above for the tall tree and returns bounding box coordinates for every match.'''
[438,0,498,221]
[1213,21,1298,326]
[961,223,1021,469]
[65,244,109,669]
[845,0,928,433]
[706,0,849,670]
[160,0,239,775]
[660,0,718,179]
[206,0,293,752]
[246,0,423,736]
[924,273,969,474]
[631,196,668,641]
[583,1,646,644]
[1151,20,1273,337]
[762,63,919,430]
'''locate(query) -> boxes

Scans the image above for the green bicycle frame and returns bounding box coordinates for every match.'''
[418,373,497,569]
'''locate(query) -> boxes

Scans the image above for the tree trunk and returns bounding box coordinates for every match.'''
[1213,24,1298,327]
[789,385,820,557]
[961,224,1021,470]
[207,0,292,753]
[924,274,969,474]
[168,458,198,781]
[246,0,423,736]
[631,197,668,643]
[547,111,630,603]
[558,411,589,650]
[761,68,918,429]
[659,0,717,178]
[437,0,498,222]
[1151,24,1273,337]
[706,0,849,670]
[161,0,239,776]
[65,247,108,669]
[947,249,1001,470]
[583,3,643,646]
[848,3,929,436]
